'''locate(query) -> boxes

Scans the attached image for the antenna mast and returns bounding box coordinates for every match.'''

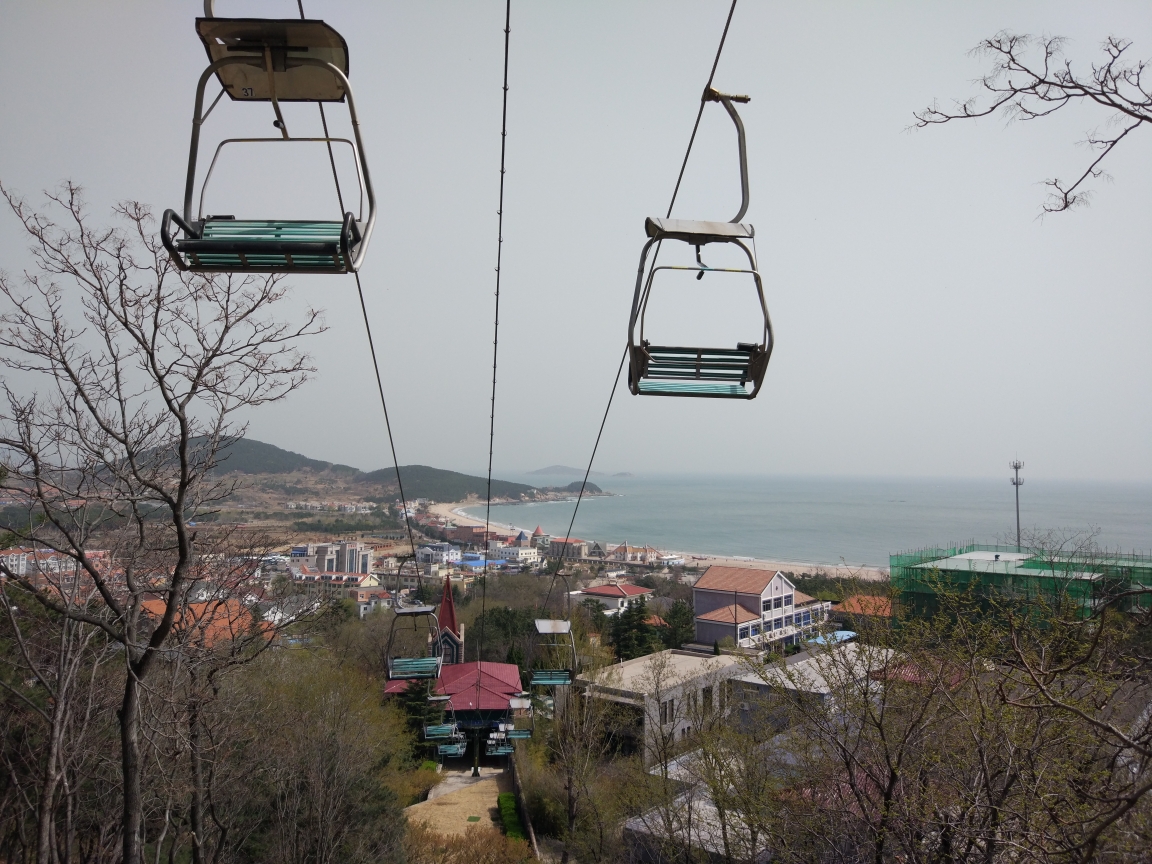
[1010,460,1024,550]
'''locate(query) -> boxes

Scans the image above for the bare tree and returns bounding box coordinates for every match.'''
[0,181,322,864]
[915,33,1152,212]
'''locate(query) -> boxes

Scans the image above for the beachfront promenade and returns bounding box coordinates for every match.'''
[426,501,889,582]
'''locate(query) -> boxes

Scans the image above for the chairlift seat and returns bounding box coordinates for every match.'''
[424,724,457,740]
[531,670,572,686]
[169,217,362,274]
[486,743,514,756]
[196,18,350,102]
[507,730,532,739]
[388,656,443,680]
[438,742,467,757]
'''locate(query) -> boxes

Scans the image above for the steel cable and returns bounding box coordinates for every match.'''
[543,0,740,613]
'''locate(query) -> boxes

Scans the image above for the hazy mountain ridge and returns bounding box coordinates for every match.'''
[213,439,557,502]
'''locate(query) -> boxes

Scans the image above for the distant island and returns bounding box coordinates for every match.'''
[528,464,607,477]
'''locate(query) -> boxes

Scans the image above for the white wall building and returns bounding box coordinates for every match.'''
[416,543,462,565]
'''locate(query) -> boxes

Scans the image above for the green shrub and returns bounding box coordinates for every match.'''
[497,792,526,841]
[421,760,438,773]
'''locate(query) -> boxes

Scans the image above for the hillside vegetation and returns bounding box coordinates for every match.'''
[210,438,580,503]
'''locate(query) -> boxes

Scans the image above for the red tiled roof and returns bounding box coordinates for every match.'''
[694,566,781,594]
[551,538,586,545]
[140,598,270,648]
[645,615,667,627]
[696,603,760,625]
[580,583,652,598]
[532,526,543,535]
[839,595,892,617]
[794,590,818,606]
[384,661,522,711]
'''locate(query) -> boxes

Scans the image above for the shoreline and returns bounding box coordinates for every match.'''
[426,501,889,582]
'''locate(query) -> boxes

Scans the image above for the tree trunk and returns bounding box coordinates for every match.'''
[119,671,143,864]
[190,692,204,864]
[36,720,63,864]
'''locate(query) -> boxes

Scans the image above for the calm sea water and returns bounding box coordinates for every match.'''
[461,475,1152,568]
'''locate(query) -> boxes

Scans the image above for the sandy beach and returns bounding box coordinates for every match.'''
[426,501,888,581]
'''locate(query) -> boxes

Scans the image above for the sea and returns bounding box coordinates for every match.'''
[461,475,1152,568]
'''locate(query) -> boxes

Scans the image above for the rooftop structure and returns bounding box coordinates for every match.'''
[890,543,1152,618]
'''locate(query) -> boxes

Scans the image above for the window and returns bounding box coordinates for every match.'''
[774,597,783,609]
[750,623,761,637]
[803,611,812,625]
[659,698,674,725]
[784,614,793,627]
[702,686,713,714]
[738,626,750,640]
[774,618,783,631]
[762,598,772,612]
[784,594,794,607]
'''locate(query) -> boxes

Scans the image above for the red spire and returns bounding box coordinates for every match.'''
[438,576,459,637]
[533,525,543,535]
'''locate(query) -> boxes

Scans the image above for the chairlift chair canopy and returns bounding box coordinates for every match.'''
[196,18,350,102]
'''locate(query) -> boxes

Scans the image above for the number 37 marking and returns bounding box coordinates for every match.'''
[241,87,254,97]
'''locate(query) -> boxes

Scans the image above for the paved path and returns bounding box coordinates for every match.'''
[407,767,512,836]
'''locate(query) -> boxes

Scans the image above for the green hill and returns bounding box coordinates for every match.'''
[214,437,359,475]
[363,465,535,501]
[211,438,538,501]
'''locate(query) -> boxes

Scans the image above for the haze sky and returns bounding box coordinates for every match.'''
[1,1,1149,482]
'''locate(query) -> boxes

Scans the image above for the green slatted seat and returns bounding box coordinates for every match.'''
[531,670,572,686]
[637,381,749,397]
[388,656,443,680]
[424,724,457,740]
[486,743,514,756]
[635,345,756,399]
[438,742,467,757]
[176,220,351,273]
[507,729,532,739]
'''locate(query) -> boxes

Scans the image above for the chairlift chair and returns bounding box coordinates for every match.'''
[385,585,444,681]
[507,695,533,739]
[531,576,578,686]
[628,89,773,399]
[438,740,467,758]
[424,697,460,741]
[485,736,515,757]
[162,4,375,274]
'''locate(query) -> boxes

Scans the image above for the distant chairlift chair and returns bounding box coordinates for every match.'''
[505,695,533,740]
[385,599,444,681]
[486,727,515,757]
[162,9,375,274]
[531,575,578,686]
[628,89,773,399]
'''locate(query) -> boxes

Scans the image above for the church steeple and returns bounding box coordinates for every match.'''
[438,576,459,638]
[435,576,464,665]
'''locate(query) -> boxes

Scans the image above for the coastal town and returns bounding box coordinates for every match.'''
[3,0,1150,860]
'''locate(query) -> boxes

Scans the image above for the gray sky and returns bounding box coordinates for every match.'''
[1,1,1150,481]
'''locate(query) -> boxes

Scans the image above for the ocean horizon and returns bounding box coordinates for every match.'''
[461,474,1152,568]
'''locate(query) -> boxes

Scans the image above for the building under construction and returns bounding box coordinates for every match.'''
[890,544,1152,619]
